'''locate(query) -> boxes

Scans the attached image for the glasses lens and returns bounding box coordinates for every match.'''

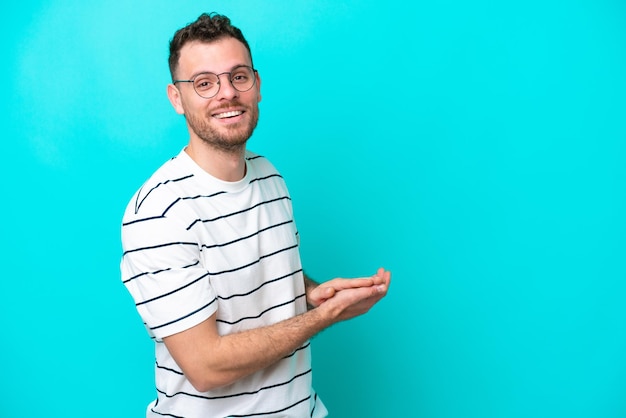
[193,73,219,98]
[230,66,255,92]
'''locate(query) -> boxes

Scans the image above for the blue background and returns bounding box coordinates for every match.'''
[2,1,626,417]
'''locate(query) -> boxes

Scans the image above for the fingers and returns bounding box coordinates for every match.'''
[325,277,375,290]
[360,268,390,298]
[372,267,391,289]
[321,269,391,292]
[331,274,389,306]
[311,268,391,307]
[319,283,388,322]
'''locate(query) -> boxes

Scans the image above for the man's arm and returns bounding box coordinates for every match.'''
[164,268,391,392]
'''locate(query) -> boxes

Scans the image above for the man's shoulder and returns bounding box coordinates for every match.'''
[245,150,281,177]
[122,152,193,221]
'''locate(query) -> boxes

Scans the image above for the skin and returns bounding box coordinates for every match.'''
[164,36,391,392]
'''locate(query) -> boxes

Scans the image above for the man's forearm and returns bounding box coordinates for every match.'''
[210,307,331,386]
[165,303,332,392]
[164,269,390,392]
[209,274,389,387]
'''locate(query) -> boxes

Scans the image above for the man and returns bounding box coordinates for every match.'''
[121,13,390,417]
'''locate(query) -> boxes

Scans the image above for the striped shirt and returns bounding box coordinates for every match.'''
[121,149,327,418]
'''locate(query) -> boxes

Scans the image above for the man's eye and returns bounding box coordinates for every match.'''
[195,77,216,90]
[233,74,247,81]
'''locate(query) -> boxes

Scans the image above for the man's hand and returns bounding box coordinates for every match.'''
[307,268,391,320]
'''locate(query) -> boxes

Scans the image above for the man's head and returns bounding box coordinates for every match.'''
[166,13,261,154]
[168,13,253,82]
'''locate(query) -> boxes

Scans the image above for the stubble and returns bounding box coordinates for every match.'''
[184,102,260,154]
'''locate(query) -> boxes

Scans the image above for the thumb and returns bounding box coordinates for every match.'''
[312,286,335,303]
[323,287,335,298]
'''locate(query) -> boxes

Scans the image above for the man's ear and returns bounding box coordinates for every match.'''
[256,72,262,103]
[167,83,185,115]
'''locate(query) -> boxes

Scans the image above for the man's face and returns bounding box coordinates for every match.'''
[169,38,261,152]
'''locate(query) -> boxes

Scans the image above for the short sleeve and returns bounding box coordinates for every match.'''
[121,213,218,341]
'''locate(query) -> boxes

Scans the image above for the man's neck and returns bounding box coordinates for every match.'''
[185,141,247,182]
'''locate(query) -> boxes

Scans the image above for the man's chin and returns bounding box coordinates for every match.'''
[197,131,250,153]
[187,113,258,152]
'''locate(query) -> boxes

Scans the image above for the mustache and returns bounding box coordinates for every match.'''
[209,101,248,112]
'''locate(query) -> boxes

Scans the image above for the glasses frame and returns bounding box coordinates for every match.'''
[172,65,258,99]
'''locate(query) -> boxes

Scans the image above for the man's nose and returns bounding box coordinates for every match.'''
[215,74,238,100]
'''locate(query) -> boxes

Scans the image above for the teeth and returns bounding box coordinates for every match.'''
[215,110,243,119]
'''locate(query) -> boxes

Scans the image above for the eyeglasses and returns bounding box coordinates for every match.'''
[173,65,257,99]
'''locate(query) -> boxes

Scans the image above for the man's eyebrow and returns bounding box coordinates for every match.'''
[188,64,252,79]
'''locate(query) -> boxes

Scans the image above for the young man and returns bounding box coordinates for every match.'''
[121,13,390,417]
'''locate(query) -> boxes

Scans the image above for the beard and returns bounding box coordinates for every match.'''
[185,102,260,153]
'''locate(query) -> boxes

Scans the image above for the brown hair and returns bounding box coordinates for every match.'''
[168,13,253,80]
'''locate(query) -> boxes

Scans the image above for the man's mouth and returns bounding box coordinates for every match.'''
[213,110,244,119]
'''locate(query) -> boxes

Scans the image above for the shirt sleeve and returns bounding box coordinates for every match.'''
[121,213,218,341]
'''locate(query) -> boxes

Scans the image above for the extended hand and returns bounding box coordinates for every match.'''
[311,268,391,322]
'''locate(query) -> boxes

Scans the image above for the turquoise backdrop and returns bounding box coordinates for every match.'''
[2,1,625,417]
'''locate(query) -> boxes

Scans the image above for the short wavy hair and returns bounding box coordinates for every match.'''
[168,13,253,81]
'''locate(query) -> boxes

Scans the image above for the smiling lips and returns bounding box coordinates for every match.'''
[214,110,244,119]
